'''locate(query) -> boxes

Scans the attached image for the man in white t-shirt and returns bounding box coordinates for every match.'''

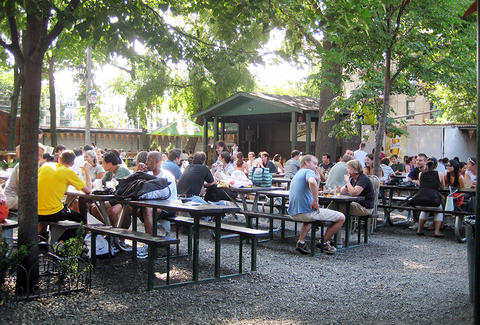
[354,143,368,168]
[137,151,177,258]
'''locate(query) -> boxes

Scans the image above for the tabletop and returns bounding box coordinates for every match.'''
[126,199,240,215]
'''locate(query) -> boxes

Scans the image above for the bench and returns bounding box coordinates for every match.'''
[377,204,473,242]
[1,219,18,246]
[43,221,81,245]
[237,211,341,256]
[168,215,268,273]
[84,224,179,290]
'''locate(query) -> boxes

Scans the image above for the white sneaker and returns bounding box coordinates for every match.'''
[137,245,148,259]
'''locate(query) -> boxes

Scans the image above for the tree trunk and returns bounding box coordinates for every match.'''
[314,40,342,159]
[48,56,57,147]
[7,61,23,150]
[373,47,392,177]
[141,127,149,150]
[17,16,44,292]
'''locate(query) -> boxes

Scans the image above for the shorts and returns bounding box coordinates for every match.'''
[292,208,344,223]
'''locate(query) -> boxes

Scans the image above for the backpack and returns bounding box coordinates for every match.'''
[114,172,171,200]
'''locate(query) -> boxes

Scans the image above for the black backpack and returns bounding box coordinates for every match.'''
[114,172,170,200]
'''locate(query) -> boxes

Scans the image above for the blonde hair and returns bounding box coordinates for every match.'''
[346,160,363,174]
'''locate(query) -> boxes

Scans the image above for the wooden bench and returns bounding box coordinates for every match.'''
[43,221,81,245]
[84,224,179,290]
[1,219,18,246]
[168,215,268,273]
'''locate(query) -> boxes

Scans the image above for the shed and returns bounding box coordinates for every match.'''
[193,92,321,159]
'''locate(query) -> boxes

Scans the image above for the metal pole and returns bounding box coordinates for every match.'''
[291,112,297,151]
[475,1,480,322]
[306,112,311,154]
[85,46,92,146]
[203,118,208,153]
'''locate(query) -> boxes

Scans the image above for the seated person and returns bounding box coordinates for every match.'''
[289,155,345,255]
[137,151,177,259]
[177,152,215,197]
[407,153,427,186]
[84,150,105,179]
[135,151,149,172]
[330,159,375,217]
[465,157,477,188]
[37,150,92,239]
[379,158,395,183]
[325,153,352,190]
[389,154,405,173]
[284,150,302,179]
[5,143,45,211]
[206,151,237,202]
[415,158,445,237]
[319,153,334,172]
[258,151,277,174]
[273,154,285,173]
[162,148,182,181]
[234,152,248,175]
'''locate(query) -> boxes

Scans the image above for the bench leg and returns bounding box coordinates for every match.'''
[251,238,257,272]
[147,245,154,290]
[187,226,192,256]
[357,217,361,244]
[91,232,97,267]
[166,246,171,285]
[310,225,317,257]
[364,218,369,244]
[239,236,243,274]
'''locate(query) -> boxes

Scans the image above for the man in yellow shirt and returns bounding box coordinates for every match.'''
[38,150,92,224]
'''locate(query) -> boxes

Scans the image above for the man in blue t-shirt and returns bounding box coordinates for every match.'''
[288,155,345,255]
[161,148,182,181]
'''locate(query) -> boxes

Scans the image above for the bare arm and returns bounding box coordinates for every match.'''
[343,174,364,196]
[308,176,319,210]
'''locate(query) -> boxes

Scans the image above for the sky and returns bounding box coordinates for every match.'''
[54,29,311,110]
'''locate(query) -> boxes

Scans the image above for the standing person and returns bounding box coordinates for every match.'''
[289,155,345,255]
[258,152,277,173]
[414,158,445,237]
[354,143,368,168]
[161,148,182,181]
[38,150,92,228]
[284,150,302,179]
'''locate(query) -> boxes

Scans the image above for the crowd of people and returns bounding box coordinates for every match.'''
[1,136,476,257]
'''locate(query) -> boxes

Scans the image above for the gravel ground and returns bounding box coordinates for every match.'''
[1,213,473,324]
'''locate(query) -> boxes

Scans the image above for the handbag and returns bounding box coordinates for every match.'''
[249,167,272,187]
[445,194,455,212]
[0,202,8,222]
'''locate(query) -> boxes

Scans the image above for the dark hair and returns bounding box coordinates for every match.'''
[322,153,331,160]
[291,150,301,158]
[460,161,467,170]
[168,148,181,161]
[54,144,66,154]
[446,159,461,187]
[84,144,94,151]
[390,154,398,160]
[42,153,54,162]
[417,153,427,160]
[273,154,281,162]
[405,156,413,164]
[220,151,232,163]
[73,148,82,156]
[103,151,121,165]
[60,150,76,165]
[381,158,390,165]
[215,140,226,150]
[192,152,206,165]
[425,157,437,171]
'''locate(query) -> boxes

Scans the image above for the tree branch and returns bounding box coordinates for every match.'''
[44,0,81,51]
[5,0,24,63]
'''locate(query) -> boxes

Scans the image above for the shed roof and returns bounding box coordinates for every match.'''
[193,92,320,119]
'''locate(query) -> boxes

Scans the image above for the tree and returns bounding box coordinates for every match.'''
[320,0,474,175]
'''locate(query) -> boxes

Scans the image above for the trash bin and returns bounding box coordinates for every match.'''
[465,216,476,303]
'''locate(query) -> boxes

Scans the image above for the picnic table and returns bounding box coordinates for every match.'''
[228,186,282,212]
[125,200,266,286]
[65,189,118,227]
[379,184,475,242]
[272,177,292,189]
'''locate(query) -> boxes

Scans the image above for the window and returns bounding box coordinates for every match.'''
[406,101,415,120]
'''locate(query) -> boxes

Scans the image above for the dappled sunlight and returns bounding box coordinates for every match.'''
[155,266,191,281]
[402,259,431,270]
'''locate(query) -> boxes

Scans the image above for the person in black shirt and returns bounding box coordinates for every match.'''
[320,153,334,172]
[177,152,215,196]
[259,151,277,173]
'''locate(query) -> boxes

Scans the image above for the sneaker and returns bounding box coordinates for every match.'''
[137,245,148,259]
[117,240,133,252]
[295,241,311,255]
[319,242,336,255]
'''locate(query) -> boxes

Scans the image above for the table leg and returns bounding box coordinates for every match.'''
[215,214,221,278]
[193,216,200,282]
[344,202,351,248]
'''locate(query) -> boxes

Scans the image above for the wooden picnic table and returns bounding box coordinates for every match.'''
[65,189,116,226]
[228,186,282,212]
[126,200,243,285]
